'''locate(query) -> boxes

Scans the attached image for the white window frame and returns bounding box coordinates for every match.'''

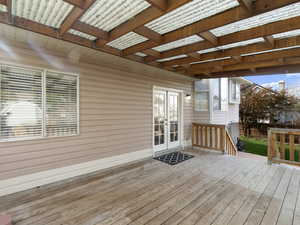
[194,80,209,112]
[229,78,240,104]
[0,64,80,142]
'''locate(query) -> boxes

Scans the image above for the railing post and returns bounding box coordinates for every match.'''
[191,123,195,150]
[267,129,272,165]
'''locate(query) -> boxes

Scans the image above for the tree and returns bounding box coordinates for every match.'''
[240,84,298,137]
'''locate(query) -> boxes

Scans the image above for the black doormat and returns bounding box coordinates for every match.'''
[154,152,194,165]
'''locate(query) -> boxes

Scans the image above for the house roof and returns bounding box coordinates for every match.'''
[1,1,300,79]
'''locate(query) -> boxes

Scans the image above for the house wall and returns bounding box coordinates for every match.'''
[0,41,194,195]
[227,104,240,123]
[194,111,210,123]
[211,104,240,125]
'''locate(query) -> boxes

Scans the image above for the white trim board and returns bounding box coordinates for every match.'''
[0,149,152,197]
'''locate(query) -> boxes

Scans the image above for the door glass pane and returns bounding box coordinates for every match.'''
[154,91,166,146]
[174,132,178,141]
[169,93,179,144]
[155,136,159,145]
[160,135,164,144]
[170,133,174,142]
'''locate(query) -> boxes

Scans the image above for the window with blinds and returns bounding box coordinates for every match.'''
[46,71,78,137]
[0,65,79,141]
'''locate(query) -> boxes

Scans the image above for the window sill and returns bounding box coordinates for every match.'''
[194,110,209,112]
[229,101,240,104]
[0,133,80,143]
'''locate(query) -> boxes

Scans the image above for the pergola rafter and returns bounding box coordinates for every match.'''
[238,0,254,15]
[59,0,96,35]
[0,0,299,78]
[148,15,300,62]
[161,34,300,67]
[145,0,168,11]
[71,21,108,40]
[122,0,298,56]
[63,0,85,9]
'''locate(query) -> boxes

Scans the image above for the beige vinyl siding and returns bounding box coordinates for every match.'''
[0,43,194,180]
[194,111,210,123]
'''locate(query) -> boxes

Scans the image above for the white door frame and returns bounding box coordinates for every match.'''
[152,86,184,155]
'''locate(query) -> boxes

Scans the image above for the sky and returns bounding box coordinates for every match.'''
[244,73,300,90]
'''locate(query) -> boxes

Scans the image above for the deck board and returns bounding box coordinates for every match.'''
[1,150,300,225]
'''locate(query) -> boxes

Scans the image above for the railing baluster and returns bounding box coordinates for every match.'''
[290,134,295,161]
[280,134,285,160]
[215,127,218,149]
[267,130,272,163]
[220,127,225,151]
[197,125,200,146]
[210,127,213,148]
[271,133,277,159]
[192,124,196,146]
[204,126,207,148]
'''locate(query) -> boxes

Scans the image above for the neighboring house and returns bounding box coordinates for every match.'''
[276,81,300,126]
[241,80,300,126]
[194,77,251,143]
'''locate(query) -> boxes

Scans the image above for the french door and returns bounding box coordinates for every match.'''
[153,89,181,152]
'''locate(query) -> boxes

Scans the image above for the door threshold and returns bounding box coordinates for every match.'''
[153,146,183,157]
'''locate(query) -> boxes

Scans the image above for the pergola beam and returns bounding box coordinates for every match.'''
[250,67,257,73]
[145,0,168,11]
[238,0,254,14]
[198,31,218,46]
[194,64,297,78]
[134,26,162,43]
[72,21,109,40]
[60,0,96,35]
[63,0,85,9]
[254,0,300,14]
[187,52,202,60]
[122,0,297,56]
[142,49,161,58]
[193,59,300,78]
[232,55,243,62]
[264,35,275,48]
[221,56,300,73]
[189,47,300,72]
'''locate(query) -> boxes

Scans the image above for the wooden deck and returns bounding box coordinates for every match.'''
[1,149,300,225]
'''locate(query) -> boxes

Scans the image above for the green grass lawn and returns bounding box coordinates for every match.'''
[240,136,268,156]
[240,136,300,161]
